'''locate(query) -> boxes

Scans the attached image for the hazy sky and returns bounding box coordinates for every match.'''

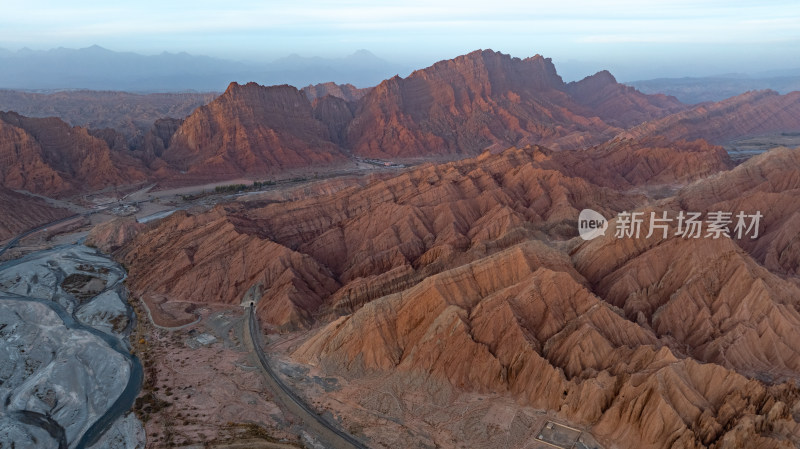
[2,0,799,80]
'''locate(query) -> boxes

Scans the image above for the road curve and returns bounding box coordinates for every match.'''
[244,305,369,449]
[0,214,82,258]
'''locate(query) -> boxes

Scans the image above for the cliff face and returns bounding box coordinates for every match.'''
[0,112,147,196]
[344,50,685,157]
[301,82,371,102]
[0,118,67,194]
[164,82,348,182]
[566,70,685,127]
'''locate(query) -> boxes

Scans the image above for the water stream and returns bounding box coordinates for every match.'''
[0,245,143,449]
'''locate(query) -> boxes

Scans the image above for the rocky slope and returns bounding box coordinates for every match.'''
[115,144,660,330]
[164,82,348,181]
[572,207,800,382]
[673,145,800,276]
[157,49,686,178]
[302,82,371,102]
[293,146,800,449]
[85,217,145,253]
[108,142,800,448]
[0,112,147,195]
[113,137,733,326]
[0,49,701,195]
[566,70,685,128]
[8,50,797,198]
[554,137,733,188]
[345,50,685,157]
[619,90,800,144]
[0,187,71,241]
[297,241,800,449]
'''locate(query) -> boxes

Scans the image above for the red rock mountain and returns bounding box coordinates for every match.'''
[0,187,71,241]
[619,90,800,144]
[115,144,645,330]
[0,111,147,196]
[301,82,371,102]
[673,145,800,276]
[115,139,732,329]
[566,70,683,127]
[160,49,686,172]
[554,136,733,188]
[107,142,800,449]
[345,50,685,157]
[0,50,695,195]
[5,50,799,201]
[163,82,348,182]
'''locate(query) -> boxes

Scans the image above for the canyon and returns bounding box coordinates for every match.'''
[100,139,800,448]
[1,49,800,449]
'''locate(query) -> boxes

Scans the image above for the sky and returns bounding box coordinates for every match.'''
[2,0,799,81]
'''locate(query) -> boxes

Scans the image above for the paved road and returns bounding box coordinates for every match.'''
[0,213,82,258]
[244,305,369,449]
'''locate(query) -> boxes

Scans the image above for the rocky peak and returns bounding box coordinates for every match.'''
[301,82,370,102]
[569,70,617,91]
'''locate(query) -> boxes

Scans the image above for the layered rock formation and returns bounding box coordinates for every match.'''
[85,217,145,253]
[164,82,348,181]
[566,69,684,128]
[0,50,705,196]
[3,50,799,199]
[110,141,800,448]
[6,49,800,449]
[0,112,147,196]
[114,145,635,328]
[0,187,71,241]
[554,136,733,188]
[345,50,685,157]
[301,82,371,102]
[673,145,800,276]
[619,90,800,144]
[572,208,800,381]
[154,49,687,180]
[297,241,800,449]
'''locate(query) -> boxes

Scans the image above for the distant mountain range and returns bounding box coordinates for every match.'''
[0,46,410,92]
[628,72,800,103]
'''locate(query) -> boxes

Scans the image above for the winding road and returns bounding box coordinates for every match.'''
[244,305,369,449]
[0,214,82,258]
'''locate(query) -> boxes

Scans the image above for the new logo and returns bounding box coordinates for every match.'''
[578,209,608,241]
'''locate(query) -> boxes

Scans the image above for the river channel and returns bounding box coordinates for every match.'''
[0,245,143,449]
